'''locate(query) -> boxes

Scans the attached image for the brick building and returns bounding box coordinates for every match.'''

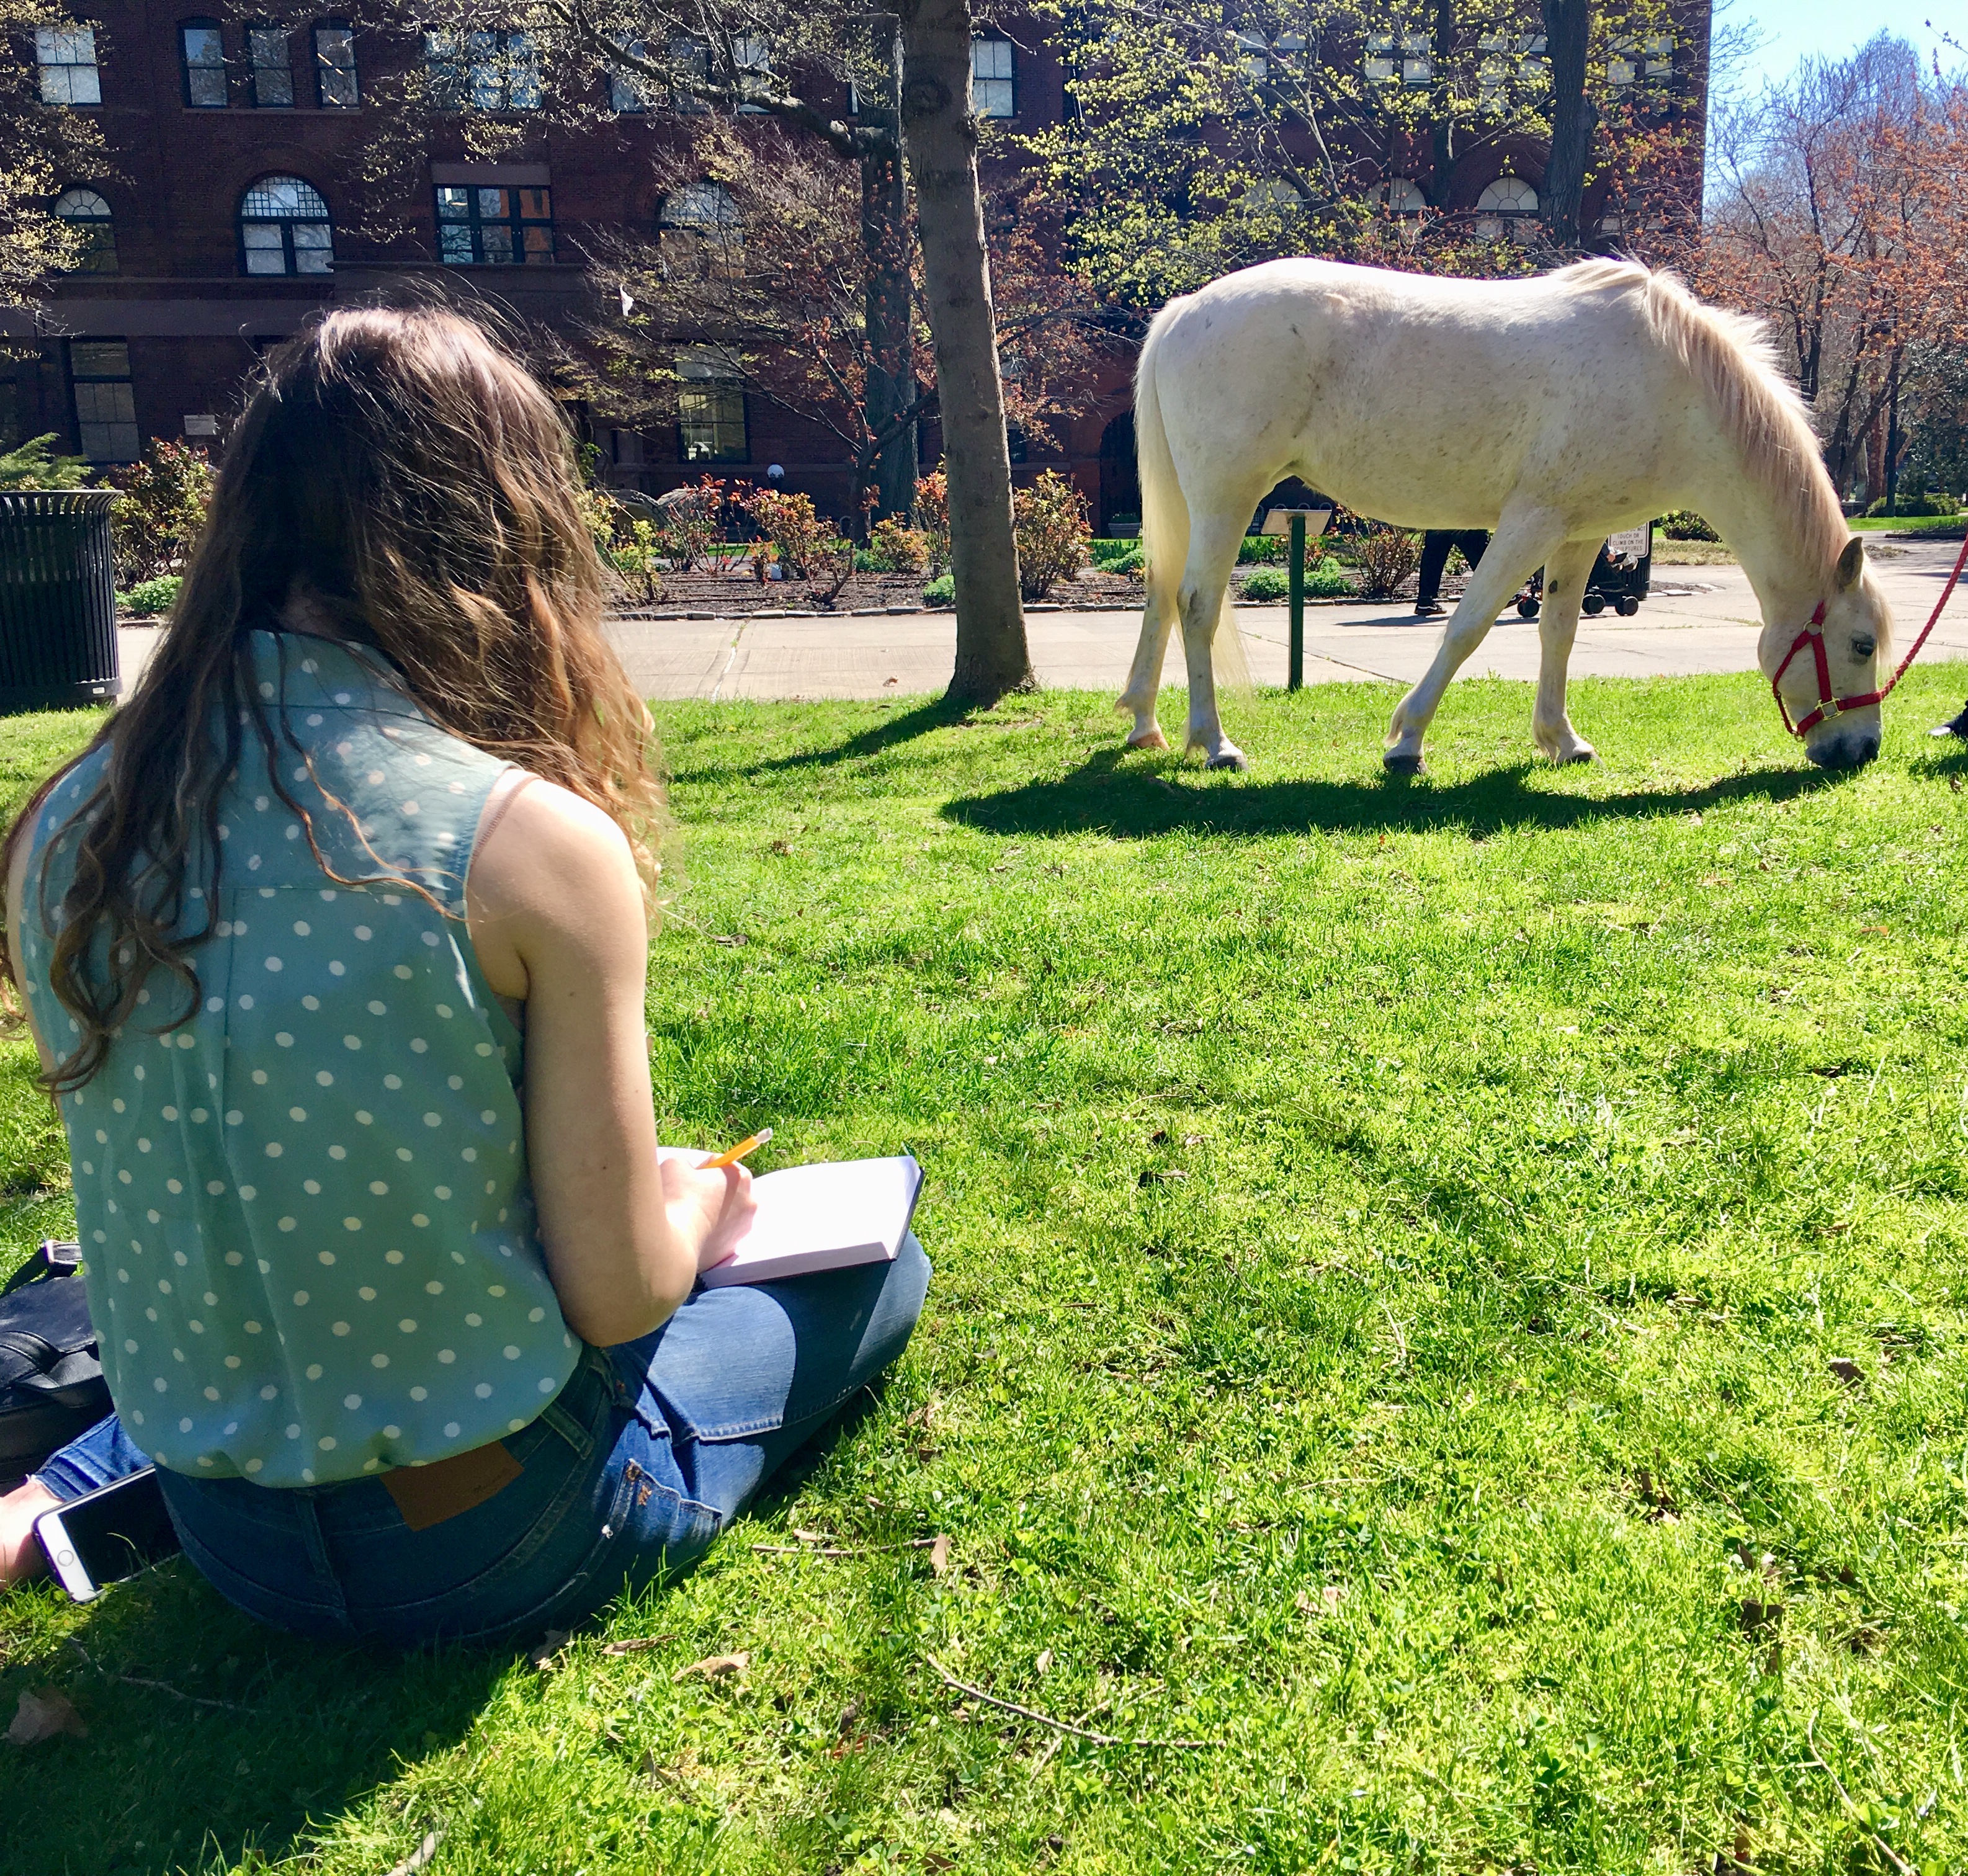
[4,5,1709,530]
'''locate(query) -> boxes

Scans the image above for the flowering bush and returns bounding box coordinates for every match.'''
[108,440,215,584]
[654,478,728,571]
[864,516,928,573]
[913,470,950,574]
[1660,510,1720,541]
[1012,469,1089,601]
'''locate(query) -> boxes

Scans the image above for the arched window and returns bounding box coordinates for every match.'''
[1474,174,1538,241]
[658,181,738,230]
[1376,178,1427,215]
[239,175,333,275]
[55,189,117,273]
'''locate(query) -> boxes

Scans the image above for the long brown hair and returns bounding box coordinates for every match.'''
[1,306,663,1091]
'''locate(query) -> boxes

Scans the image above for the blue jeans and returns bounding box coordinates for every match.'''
[34,1238,929,1648]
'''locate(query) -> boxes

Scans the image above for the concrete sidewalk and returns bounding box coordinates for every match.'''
[115,538,1968,704]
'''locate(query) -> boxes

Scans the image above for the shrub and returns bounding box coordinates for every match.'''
[1237,535,1287,565]
[0,434,91,491]
[1354,524,1424,601]
[1307,561,1355,597]
[120,574,182,617]
[1241,568,1289,601]
[1088,538,1140,568]
[915,470,950,574]
[655,478,728,571]
[1013,469,1089,601]
[107,440,215,583]
[1863,492,1958,518]
[738,487,833,578]
[1660,509,1720,542]
[610,518,664,605]
[864,516,929,573]
[923,573,955,605]
[1096,544,1143,578]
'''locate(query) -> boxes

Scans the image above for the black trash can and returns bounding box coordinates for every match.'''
[0,489,122,713]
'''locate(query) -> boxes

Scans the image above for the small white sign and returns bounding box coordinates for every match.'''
[183,414,219,438]
[1260,507,1333,537]
[1608,524,1651,560]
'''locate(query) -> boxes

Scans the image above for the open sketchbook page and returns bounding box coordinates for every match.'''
[661,1151,922,1287]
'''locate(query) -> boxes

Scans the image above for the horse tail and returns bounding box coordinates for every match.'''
[1134,312,1187,644]
[1134,305,1251,697]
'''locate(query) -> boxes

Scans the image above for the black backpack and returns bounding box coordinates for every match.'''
[0,1241,110,1493]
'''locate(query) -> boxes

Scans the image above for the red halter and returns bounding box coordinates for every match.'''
[1773,529,1968,738]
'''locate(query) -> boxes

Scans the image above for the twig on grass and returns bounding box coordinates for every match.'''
[926,1655,1211,1750]
[749,1535,944,1558]
[65,1637,258,1712]
[1379,1299,1409,1370]
[382,1827,444,1876]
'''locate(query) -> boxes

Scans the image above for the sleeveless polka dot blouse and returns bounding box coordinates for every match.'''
[21,631,578,1488]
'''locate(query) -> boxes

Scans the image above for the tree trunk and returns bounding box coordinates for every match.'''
[860,25,917,522]
[1429,0,1456,200]
[896,0,1034,704]
[1541,0,1596,250]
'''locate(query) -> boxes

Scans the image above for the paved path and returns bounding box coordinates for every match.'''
[116,539,1968,704]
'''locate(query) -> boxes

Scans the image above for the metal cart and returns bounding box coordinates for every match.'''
[1514,522,1654,620]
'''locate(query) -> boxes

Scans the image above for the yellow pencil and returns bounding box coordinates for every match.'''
[702,1127,772,1170]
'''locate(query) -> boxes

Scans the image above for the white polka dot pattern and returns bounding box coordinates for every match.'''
[24,632,576,1490]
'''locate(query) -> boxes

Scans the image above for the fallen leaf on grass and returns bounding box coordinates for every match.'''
[528,1629,573,1673]
[929,1534,951,1575]
[382,1828,443,1876]
[1294,1586,1344,1617]
[710,934,748,947]
[675,1651,749,1682]
[1828,1357,1866,1389]
[6,1689,86,1745]
[602,1635,674,1656]
[1034,1649,1053,1676]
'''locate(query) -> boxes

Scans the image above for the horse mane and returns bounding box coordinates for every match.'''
[1550,258,1851,578]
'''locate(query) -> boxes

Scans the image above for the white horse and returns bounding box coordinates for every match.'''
[1117,257,1893,774]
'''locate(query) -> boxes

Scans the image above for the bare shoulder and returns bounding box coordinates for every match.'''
[477,775,637,896]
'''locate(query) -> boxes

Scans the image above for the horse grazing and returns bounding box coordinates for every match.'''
[1117,257,1893,774]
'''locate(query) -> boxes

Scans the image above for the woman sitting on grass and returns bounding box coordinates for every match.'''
[0,309,928,1643]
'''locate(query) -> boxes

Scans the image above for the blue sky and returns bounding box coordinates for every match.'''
[1723,2,1958,96]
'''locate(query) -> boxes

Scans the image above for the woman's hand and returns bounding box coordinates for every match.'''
[661,1157,757,1272]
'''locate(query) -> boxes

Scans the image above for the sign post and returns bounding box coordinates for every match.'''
[1260,506,1331,693]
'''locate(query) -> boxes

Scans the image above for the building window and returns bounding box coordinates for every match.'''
[425,29,542,112]
[313,23,359,105]
[182,21,228,107]
[609,40,650,112]
[676,351,746,463]
[70,339,139,463]
[972,37,1014,117]
[35,26,101,104]
[658,180,738,275]
[733,33,770,110]
[249,25,292,105]
[54,188,117,272]
[667,35,710,112]
[239,174,334,274]
[1376,178,1427,215]
[1474,175,1539,241]
[436,185,553,264]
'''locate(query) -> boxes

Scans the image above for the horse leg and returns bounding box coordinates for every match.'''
[1179,514,1250,770]
[1531,538,1602,763]
[1118,593,1176,750]
[1385,509,1563,774]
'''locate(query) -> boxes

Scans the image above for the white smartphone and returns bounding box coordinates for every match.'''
[32,1467,181,1602]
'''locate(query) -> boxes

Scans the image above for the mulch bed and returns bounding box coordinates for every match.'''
[609,565,1149,618]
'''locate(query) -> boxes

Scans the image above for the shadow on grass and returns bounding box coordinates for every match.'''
[672,694,973,784]
[2,1560,509,1874]
[941,749,1847,841]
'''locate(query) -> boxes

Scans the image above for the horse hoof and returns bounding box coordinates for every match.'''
[1205,749,1249,772]
[1125,727,1170,751]
[1382,750,1425,777]
[1555,746,1597,767]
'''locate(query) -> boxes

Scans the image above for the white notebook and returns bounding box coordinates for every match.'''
[665,1151,924,1288]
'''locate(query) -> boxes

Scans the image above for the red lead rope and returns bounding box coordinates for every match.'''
[1774,528,1968,738]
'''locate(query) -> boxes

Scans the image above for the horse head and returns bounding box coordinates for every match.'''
[1763,536,1894,770]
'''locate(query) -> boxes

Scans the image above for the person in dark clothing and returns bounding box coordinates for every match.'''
[1934,702,1968,739]
[1415,529,1491,617]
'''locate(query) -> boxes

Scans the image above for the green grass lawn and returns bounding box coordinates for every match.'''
[4,665,1968,1876]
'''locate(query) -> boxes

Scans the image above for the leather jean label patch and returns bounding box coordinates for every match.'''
[382,1439,523,1532]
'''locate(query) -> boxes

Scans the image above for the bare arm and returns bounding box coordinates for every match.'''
[4,795,57,1078]
[465,775,753,1346]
